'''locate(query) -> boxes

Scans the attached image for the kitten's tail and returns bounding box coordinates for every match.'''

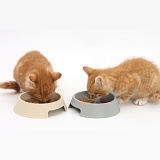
[149,92,160,101]
[0,81,20,92]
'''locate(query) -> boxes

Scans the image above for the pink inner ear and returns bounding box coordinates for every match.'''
[95,76,103,86]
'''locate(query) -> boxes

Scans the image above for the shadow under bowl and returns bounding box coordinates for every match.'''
[14,92,67,119]
[69,91,120,118]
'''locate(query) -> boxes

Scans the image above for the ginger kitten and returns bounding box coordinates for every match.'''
[83,58,160,106]
[0,50,62,102]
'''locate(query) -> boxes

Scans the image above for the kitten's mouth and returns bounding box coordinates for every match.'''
[25,98,52,104]
[90,94,106,99]
[39,99,52,103]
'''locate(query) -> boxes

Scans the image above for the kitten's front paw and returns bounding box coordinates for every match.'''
[117,97,126,104]
[134,98,148,106]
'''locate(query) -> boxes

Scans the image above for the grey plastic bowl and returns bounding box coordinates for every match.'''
[69,91,120,118]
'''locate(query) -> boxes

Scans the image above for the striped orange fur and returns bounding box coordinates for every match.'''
[83,58,160,106]
[0,51,61,102]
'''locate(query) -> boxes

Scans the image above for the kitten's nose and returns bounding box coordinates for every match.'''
[43,99,48,103]
[40,98,48,103]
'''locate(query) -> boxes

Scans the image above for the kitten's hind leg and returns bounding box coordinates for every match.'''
[134,91,160,105]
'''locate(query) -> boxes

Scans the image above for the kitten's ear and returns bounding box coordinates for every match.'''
[95,76,103,87]
[25,74,37,89]
[83,66,94,76]
[29,74,37,83]
[51,72,62,81]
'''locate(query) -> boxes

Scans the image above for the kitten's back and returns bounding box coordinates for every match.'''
[14,50,53,76]
[118,58,159,74]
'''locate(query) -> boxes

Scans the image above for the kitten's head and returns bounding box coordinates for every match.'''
[25,70,62,102]
[83,66,110,99]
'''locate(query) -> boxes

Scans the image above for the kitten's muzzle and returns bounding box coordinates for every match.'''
[39,98,49,103]
[89,94,101,99]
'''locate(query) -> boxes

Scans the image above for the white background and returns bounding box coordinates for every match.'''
[0,0,160,160]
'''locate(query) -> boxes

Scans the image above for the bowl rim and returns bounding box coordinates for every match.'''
[73,91,116,106]
[19,92,62,105]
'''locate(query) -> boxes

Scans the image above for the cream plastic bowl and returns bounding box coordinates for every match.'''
[14,92,67,119]
[69,91,120,118]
